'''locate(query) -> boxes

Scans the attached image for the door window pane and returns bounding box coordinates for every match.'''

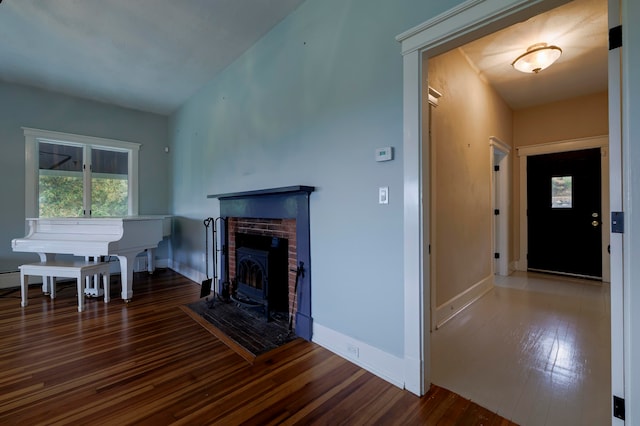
[38,142,83,217]
[551,176,572,208]
[91,148,129,217]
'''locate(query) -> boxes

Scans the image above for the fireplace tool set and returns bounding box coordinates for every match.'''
[201,217,229,307]
[201,216,302,332]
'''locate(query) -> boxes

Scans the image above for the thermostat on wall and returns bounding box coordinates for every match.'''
[375,147,393,162]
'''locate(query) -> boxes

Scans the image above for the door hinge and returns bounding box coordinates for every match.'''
[494,209,500,215]
[494,165,500,172]
[612,212,624,233]
[609,25,622,50]
[428,244,431,255]
[494,252,500,259]
[613,395,625,420]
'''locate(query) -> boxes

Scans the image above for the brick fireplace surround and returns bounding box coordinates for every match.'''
[207,186,314,340]
[226,217,297,322]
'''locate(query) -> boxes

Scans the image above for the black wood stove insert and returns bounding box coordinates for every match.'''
[234,233,288,320]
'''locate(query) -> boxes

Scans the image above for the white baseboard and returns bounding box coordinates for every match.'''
[134,254,171,272]
[435,274,493,329]
[0,271,21,289]
[167,260,202,286]
[154,259,170,269]
[312,322,405,389]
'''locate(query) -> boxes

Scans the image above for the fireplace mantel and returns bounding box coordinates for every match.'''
[208,185,314,340]
[207,185,314,200]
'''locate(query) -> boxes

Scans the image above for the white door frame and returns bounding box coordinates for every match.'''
[397,4,624,423]
[608,0,624,423]
[491,136,511,276]
[516,136,610,282]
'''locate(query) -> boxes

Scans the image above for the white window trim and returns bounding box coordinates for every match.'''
[23,127,141,218]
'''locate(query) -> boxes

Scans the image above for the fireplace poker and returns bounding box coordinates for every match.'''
[205,217,228,308]
[208,217,221,308]
[200,217,214,299]
[289,261,304,332]
[213,217,230,302]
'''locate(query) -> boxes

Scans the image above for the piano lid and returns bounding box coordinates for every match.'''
[12,215,172,256]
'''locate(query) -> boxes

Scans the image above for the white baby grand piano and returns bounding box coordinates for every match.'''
[12,216,171,302]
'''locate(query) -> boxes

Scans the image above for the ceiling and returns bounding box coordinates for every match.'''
[458,0,608,110]
[0,0,306,115]
[0,0,606,116]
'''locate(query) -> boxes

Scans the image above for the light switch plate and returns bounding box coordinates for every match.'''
[379,187,389,204]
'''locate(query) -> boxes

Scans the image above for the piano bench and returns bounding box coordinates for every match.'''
[19,260,111,312]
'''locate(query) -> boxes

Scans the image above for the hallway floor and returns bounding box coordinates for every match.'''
[431,271,611,426]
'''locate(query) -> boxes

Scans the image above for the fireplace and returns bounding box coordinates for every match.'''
[233,231,290,320]
[207,186,314,340]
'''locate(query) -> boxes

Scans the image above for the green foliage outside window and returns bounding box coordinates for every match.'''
[39,175,128,217]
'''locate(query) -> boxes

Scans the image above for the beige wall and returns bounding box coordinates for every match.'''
[429,48,513,306]
[514,91,608,147]
[426,55,607,308]
[512,91,609,263]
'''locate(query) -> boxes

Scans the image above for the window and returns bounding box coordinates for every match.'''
[24,128,140,218]
[551,176,572,208]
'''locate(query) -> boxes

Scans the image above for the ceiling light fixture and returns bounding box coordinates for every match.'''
[512,43,562,74]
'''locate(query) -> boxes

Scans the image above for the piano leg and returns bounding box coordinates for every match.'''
[83,256,104,298]
[20,272,29,307]
[147,249,156,274]
[116,253,136,302]
[42,276,55,296]
[38,253,55,294]
[49,277,57,299]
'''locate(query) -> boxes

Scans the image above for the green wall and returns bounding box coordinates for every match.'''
[0,81,170,271]
[169,0,460,358]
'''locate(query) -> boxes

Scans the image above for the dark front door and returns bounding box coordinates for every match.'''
[527,148,602,278]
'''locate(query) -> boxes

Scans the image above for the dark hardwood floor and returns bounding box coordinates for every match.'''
[0,269,516,425]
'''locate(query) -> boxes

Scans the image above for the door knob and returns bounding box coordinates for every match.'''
[592,220,599,227]
[592,212,599,218]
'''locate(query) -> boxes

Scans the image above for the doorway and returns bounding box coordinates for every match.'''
[527,148,602,278]
[398,1,622,422]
